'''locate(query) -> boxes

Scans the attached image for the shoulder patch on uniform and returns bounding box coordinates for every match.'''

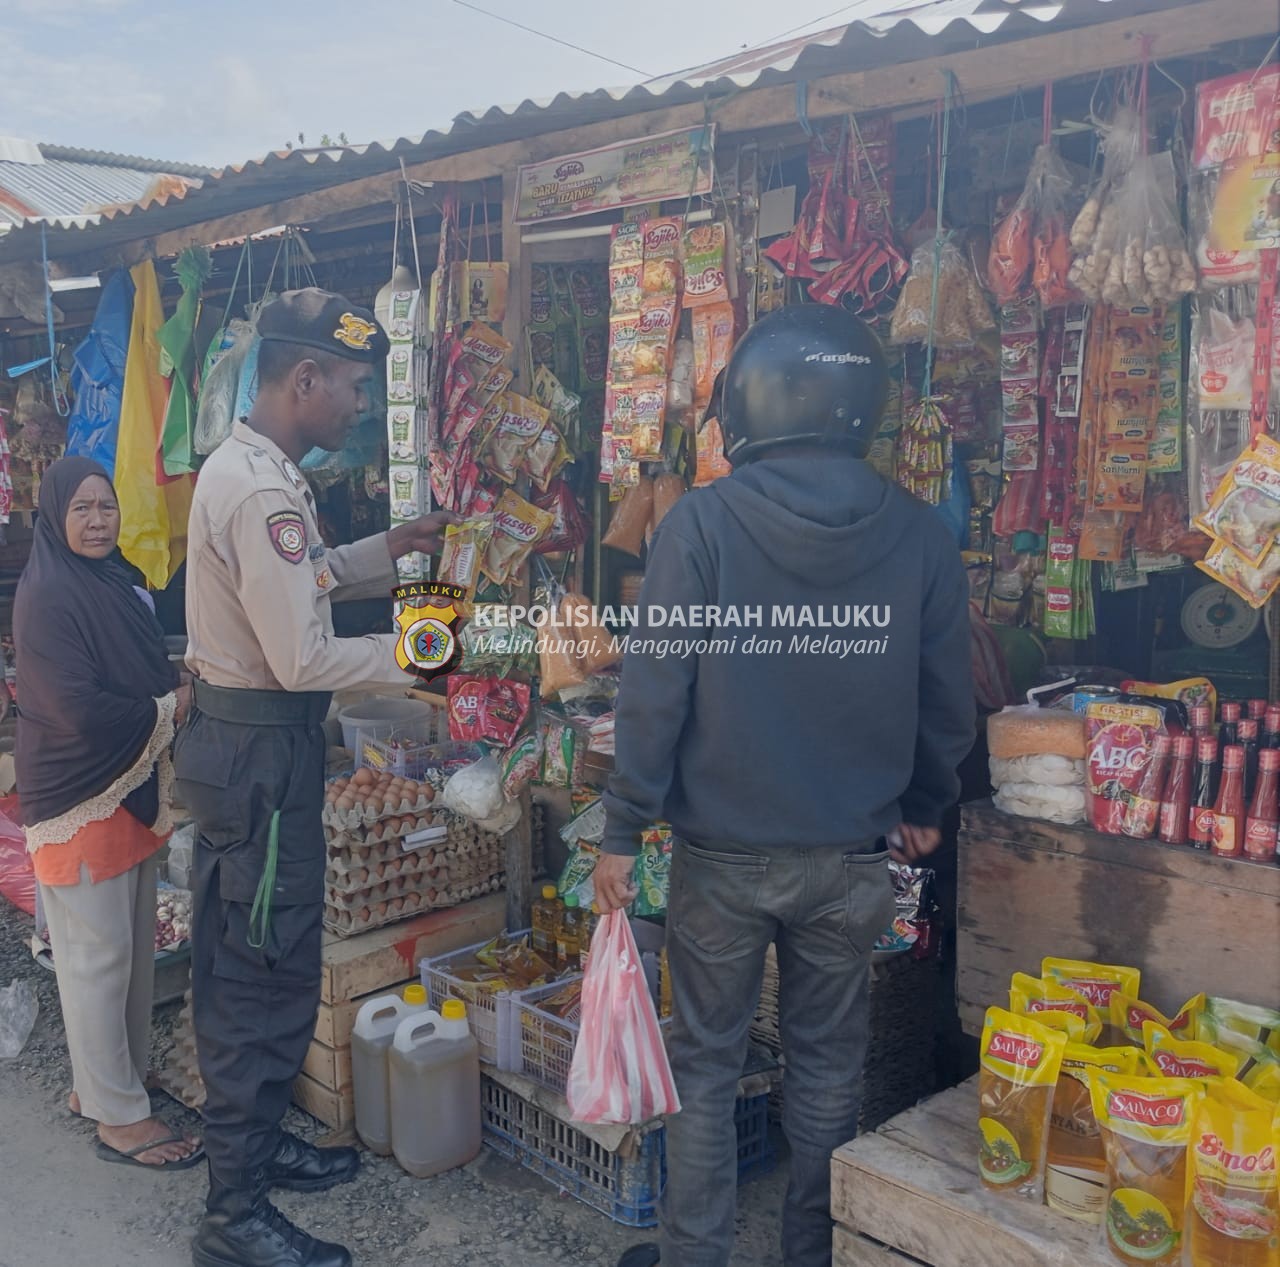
[267,510,307,564]
[308,544,325,561]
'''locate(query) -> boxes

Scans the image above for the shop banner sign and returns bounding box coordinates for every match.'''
[512,125,716,225]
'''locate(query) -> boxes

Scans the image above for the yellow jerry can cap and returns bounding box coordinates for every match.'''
[441,999,467,1021]
[402,984,427,1006]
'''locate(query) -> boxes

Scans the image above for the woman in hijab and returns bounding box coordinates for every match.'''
[15,455,201,1170]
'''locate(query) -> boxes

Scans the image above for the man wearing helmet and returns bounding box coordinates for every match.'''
[595,306,975,1267]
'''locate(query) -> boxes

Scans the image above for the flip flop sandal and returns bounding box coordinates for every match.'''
[95,1133,205,1171]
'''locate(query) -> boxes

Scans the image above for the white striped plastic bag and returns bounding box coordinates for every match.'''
[566,910,680,1124]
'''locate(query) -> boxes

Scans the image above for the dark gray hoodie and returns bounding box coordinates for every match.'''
[601,453,976,855]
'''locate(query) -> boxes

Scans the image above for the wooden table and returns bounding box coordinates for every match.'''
[832,1078,1110,1266]
[957,801,1280,1034]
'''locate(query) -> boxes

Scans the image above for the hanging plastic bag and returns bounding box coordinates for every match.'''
[194,318,255,454]
[891,239,994,348]
[567,910,681,1124]
[65,269,134,478]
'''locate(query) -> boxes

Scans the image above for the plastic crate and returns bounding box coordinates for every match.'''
[420,932,567,1067]
[481,1075,775,1228]
[514,982,673,1096]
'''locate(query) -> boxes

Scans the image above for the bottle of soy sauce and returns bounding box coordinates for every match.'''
[1188,736,1221,852]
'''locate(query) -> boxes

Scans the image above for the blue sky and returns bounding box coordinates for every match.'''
[1,0,845,168]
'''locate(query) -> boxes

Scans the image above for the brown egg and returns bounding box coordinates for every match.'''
[420,785,435,804]
[352,768,374,788]
[324,788,338,804]
[336,794,355,812]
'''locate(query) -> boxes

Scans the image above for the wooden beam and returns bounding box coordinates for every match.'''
[50,0,1275,274]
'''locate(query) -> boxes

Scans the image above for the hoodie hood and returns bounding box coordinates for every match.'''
[710,454,907,585]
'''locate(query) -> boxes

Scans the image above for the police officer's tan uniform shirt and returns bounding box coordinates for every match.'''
[186,421,406,692]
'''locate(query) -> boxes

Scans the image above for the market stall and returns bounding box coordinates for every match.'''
[1,0,1278,1245]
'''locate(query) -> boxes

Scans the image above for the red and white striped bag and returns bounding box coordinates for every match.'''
[566,910,681,1124]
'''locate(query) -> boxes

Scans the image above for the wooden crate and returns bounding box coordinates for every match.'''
[319,889,506,1005]
[957,801,1280,1035]
[313,976,418,1050]
[295,894,506,1129]
[831,1078,1110,1267]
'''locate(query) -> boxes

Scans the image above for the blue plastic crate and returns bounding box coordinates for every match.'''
[480,1076,776,1228]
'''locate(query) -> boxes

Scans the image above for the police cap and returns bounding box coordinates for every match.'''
[257,287,389,363]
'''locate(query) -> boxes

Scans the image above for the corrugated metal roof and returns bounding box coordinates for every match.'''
[0,143,211,229]
[0,0,1197,265]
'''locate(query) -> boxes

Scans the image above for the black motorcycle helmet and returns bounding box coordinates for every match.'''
[720,304,889,465]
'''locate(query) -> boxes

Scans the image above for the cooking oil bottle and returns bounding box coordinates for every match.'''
[389,1001,481,1178]
[659,946,673,1019]
[351,984,429,1156]
[532,884,561,968]
[557,893,584,972]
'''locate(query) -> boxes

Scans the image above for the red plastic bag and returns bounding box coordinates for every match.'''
[567,911,680,1124]
[0,793,33,916]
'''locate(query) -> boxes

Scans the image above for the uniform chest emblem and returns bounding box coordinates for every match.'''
[334,312,377,351]
[266,510,307,564]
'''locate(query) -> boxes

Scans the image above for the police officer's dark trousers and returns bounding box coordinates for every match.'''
[175,683,331,1206]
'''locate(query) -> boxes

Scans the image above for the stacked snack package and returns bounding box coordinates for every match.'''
[385,287,430,580]
[1084,694,1187,835]
[987,706,1088,825]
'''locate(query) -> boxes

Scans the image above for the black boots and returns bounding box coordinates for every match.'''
[192,1179,352,1267]
[261,1133,360,1194]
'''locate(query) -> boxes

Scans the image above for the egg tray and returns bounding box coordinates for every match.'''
[322,788,436,832]
[323,874,505,938]
[325,840,504,904]
[323,811,439,852]
[324,810,508,868]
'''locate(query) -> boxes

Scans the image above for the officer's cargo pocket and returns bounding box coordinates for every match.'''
[212,899,323,987]
[173,729,243,850]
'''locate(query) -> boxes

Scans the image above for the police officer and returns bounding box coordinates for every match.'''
[176,289,456,1267]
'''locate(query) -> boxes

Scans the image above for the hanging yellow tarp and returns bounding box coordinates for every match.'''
[116,260,194,588]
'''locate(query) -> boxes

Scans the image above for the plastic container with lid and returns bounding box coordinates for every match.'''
[389,1000,481,1178]
[351,984,430,1156]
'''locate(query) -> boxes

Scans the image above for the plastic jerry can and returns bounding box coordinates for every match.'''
[351,984,429,1155]
[389,1000,481,1179]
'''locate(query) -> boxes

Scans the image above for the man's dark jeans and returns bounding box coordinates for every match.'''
[661,839,895,1267]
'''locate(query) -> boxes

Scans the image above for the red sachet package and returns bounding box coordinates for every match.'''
[447,675,532,747]
[1085,696,1185,835]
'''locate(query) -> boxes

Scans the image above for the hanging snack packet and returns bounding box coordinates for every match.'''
[438,516,495,607]
[1142,1021,1241,1081]
[682,221,730,308]
[1185,1080,1280,1266]
[602,477,655,557]
[459,610,537,678]
[1091,1072,1203,1267]
[1047,1044,1145,1224]
[560,592,622,674]
[635,302,677,379]
[533,480,589,555]
[447,675,531,747]
[695,412,733,486]
[631,825,673,917]
[481,490,555,586]
[978,1007,1068,1200]
[500,730,544,800]
[1197,538,1280,609]
[1197,310,1256,411]
[521,418,572,492]
[692,303,736,405]
[1110,992,1206,1048]
[1010,972,1104,1040]
[540,718,579,789]
[1196,435,1280,568]
[482,393,550,484]
[539,629,587,699]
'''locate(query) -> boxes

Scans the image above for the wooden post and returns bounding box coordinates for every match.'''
[500,167,534,932]
[504,786,534,933]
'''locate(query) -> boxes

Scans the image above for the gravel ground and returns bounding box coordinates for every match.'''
[0,896,786,1267]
